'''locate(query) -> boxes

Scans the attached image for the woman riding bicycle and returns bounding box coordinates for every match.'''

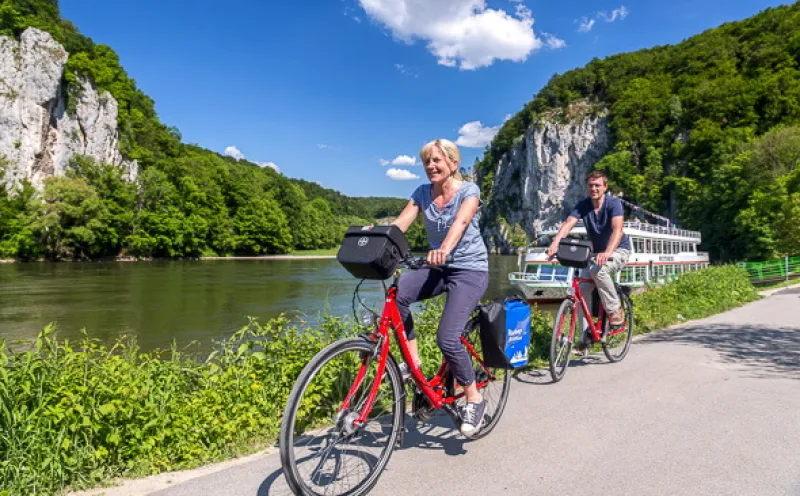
[390,138,489,438]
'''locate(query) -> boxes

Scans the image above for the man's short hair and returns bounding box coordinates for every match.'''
[586,170,608,185]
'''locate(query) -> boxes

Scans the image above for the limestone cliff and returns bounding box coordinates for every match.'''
[480,112,610,253]
[0,28,136,187]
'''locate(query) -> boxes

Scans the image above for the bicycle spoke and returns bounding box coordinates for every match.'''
[280,339,403,496]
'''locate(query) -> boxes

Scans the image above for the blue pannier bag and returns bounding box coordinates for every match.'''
[477,296,531,369]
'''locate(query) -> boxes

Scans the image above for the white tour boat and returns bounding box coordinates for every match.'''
[508,220,710,303]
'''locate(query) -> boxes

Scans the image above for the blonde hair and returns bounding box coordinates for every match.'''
[420,139,463,180]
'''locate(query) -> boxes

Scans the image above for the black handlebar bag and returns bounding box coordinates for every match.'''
[556,238,593,268]
[337,225,411,280]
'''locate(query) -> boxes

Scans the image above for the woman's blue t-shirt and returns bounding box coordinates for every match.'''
[410,181,489,272]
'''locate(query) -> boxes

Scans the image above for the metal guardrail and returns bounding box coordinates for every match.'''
[736,255,800,282]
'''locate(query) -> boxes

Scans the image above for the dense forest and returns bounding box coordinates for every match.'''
[0,0,408,259]
[474,2,800,261]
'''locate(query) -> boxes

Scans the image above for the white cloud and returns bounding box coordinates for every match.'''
[379,158,391,166]
[542,33,566,49]
[224,145,245,160]
[577,5,628,33]
[394,63,420,78]
[391,154,416,166]
[455,120,501,148]
[358,0,544,70]
[224,144,280,173]
[599,6,628,23]
[576,16,595,32]
[257,161,281,173]
[386,168,420,180]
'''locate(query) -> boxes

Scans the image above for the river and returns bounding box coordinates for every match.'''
[0,255,548,352]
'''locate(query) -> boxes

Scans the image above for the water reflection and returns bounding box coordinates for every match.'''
[0,256,543,352]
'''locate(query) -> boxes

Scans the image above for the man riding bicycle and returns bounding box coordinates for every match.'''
[546,170,631,352]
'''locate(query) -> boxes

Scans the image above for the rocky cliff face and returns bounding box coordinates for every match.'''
[480,112,610,253]
[0,28,136,187]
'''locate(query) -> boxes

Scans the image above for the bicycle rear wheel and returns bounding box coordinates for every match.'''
[457,319,511,439]
[549,299,576,382]
[279,338,404,496]
[602,293,634,363]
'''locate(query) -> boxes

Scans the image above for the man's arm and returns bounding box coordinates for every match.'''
[596,216,624,266]
[547,216,579,259]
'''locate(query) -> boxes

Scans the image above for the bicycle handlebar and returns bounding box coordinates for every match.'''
[551,253,614,265]
[401,254,454,269]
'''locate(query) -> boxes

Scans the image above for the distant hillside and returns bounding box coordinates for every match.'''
[0,0,405,259]
[476,2,800,261]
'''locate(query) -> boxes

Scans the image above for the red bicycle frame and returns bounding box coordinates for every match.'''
[560,274,627,345]
[340,277,492,427]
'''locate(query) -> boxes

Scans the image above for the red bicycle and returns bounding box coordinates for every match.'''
[279,256,511,496]
[549,254,634,382]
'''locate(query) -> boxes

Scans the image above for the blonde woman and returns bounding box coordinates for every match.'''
[391,139,489,438]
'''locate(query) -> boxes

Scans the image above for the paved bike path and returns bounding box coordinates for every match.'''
[80,289,800,496]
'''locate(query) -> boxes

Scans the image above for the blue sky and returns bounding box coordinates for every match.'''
[60,0,790,199]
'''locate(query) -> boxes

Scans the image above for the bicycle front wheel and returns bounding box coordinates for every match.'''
[603,292,634,363]
[549,299,576,382]
[458,319,511,439]
[279,338,404,496]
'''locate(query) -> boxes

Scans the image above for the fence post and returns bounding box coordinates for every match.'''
[787,255,790,283]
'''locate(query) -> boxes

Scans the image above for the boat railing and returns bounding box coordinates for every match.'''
[509,271,570,284]
[546,220,701,240]
[623,221,701,240]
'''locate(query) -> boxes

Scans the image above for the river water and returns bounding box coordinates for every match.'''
[0,255,543,352]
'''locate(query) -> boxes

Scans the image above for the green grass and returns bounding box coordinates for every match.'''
[752,276,800,291]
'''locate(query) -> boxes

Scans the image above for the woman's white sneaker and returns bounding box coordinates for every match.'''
[459,399,486,437]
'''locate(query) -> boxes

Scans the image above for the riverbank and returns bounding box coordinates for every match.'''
[0,266,758,495]
[0,253,339,263]
[199,254,336,260]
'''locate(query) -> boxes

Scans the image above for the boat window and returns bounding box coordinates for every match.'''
[554,267,570,281]
[645,239,652,253]
[525,264,538,274]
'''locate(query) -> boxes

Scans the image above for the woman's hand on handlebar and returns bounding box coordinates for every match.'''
[427,248,450,266]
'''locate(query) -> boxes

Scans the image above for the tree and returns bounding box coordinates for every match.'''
[32,176,113,259]
[232,195,292,254]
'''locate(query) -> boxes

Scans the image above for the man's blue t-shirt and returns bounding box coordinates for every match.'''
[568,195,631,253]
